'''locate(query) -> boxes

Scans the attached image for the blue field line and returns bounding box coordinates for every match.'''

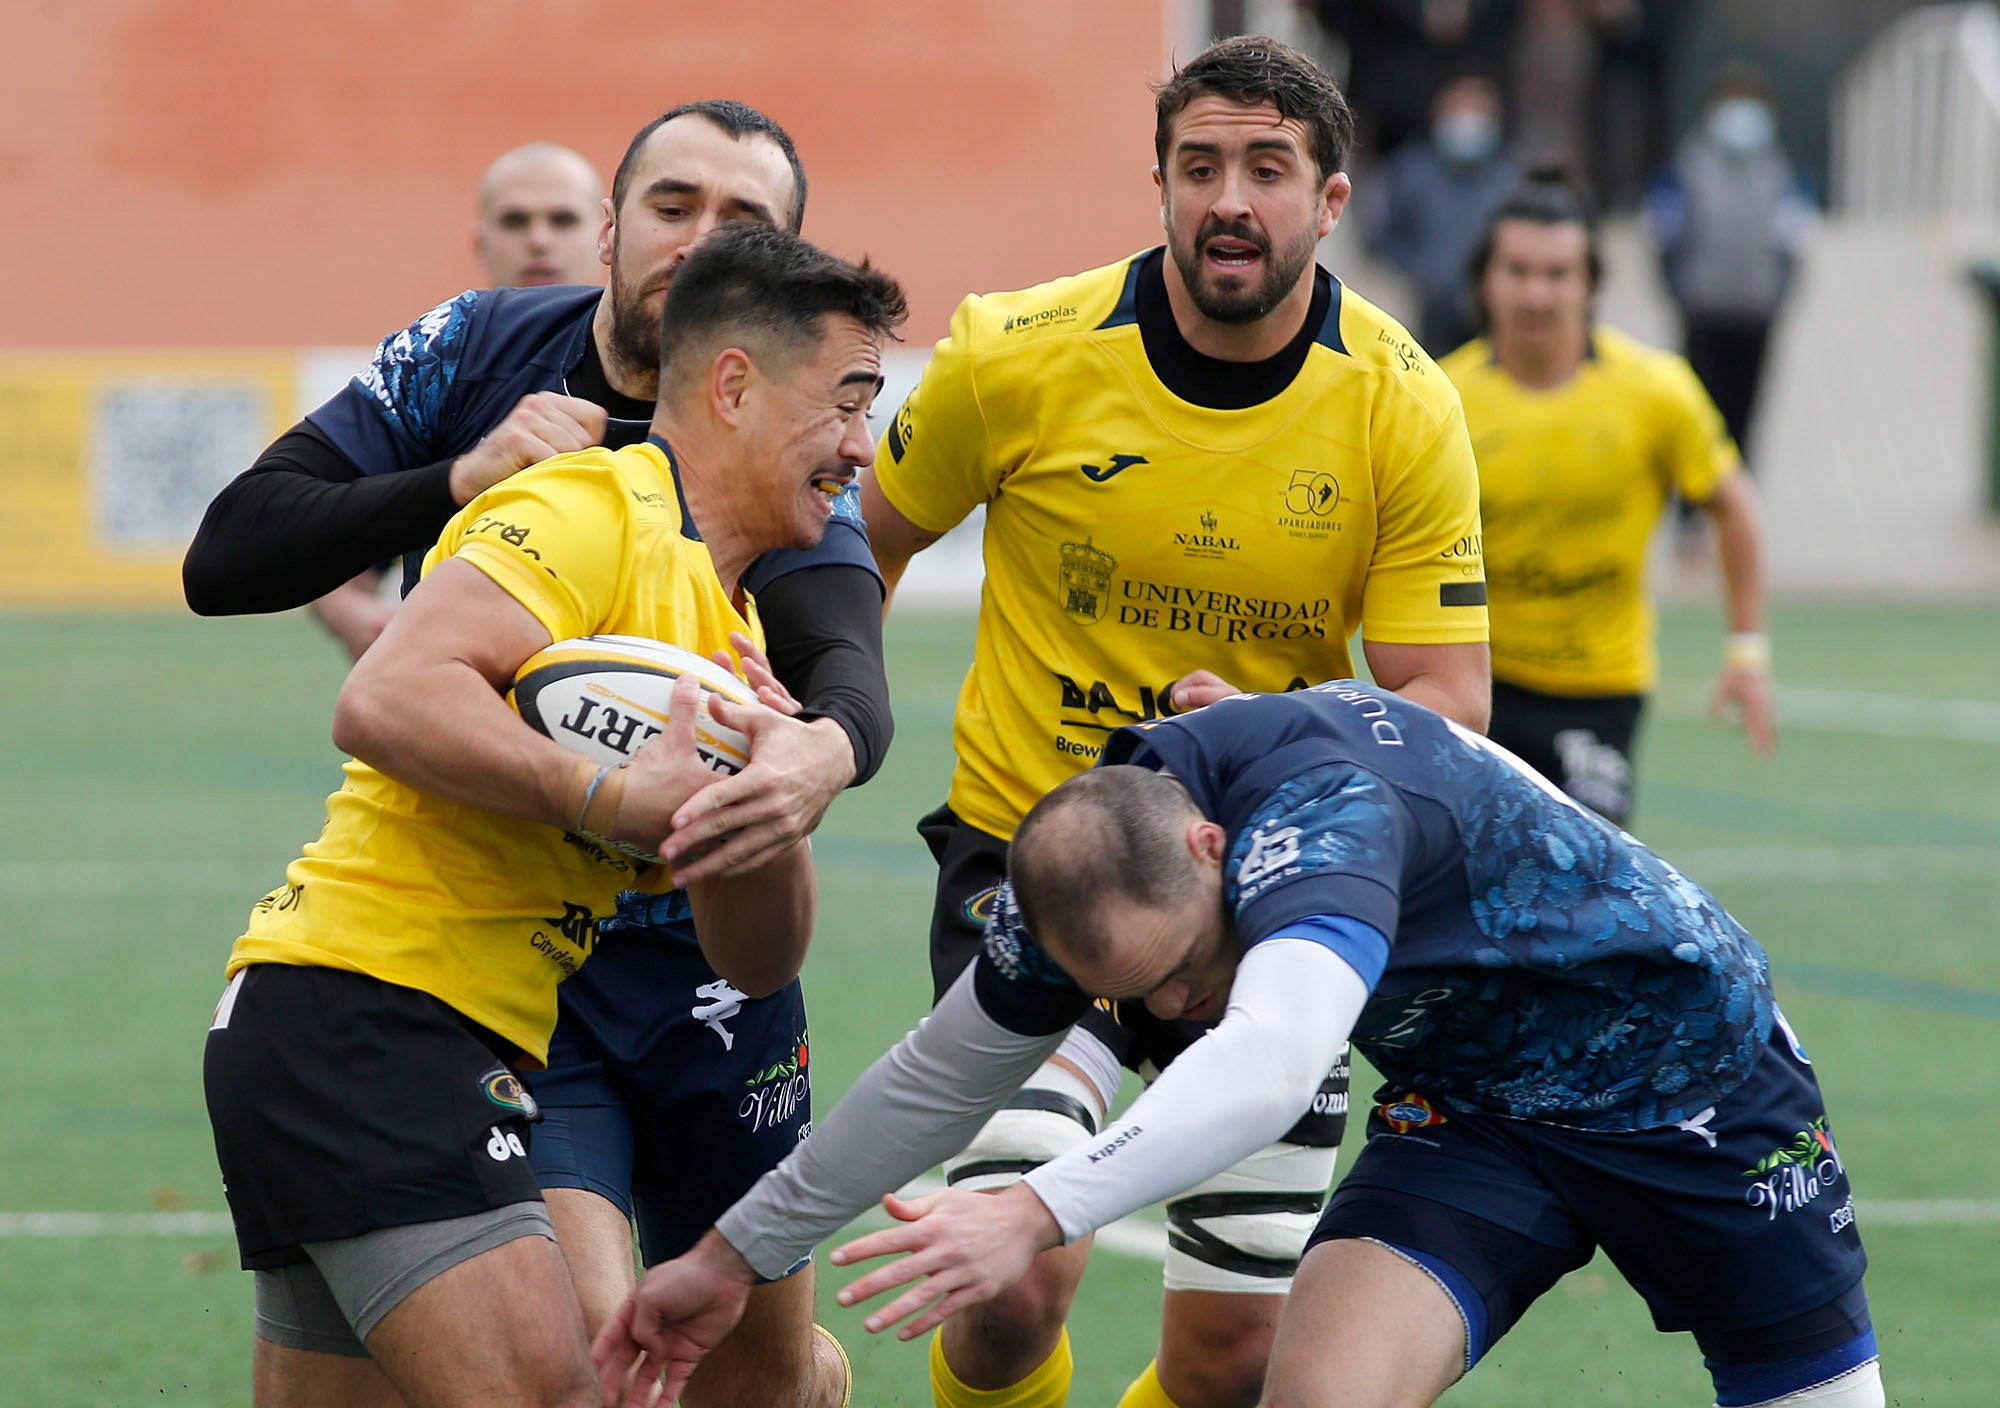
[1780,962,2000,1022]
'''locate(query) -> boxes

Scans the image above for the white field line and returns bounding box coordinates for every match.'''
[8,845,1993,897]
[1660,681,2000,746]
[1668,846,1998,883]
[5,1195,1996,1248]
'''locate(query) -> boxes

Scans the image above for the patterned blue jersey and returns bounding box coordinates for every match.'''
[305,284,879,597]
[981,682,1772,1132]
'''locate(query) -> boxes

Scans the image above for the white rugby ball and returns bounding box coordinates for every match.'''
[509,635,754,776]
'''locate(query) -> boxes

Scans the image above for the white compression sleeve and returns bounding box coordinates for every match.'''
[1022,938,1368,1244]
[715,963,1069,1279]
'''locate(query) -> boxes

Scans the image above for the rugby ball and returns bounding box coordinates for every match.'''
[509,635,754,776]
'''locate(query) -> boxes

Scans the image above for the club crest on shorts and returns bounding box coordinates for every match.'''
[479,1066,539,1122]
[1379,1093,1447,1134]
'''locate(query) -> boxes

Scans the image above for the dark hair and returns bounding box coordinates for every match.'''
[1464,167,1604,329]
[1153,35,1354,181]
[611,99,807,232]
[656,223,907,401]
[1008,766,1205,964]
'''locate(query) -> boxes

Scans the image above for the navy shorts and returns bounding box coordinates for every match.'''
[526,892,812,1268]
[1312,1014,1868,1369]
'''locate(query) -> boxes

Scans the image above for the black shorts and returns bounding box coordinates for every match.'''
[525,892,812,1267]
[204,963,543,1270]
[919,803,1345,1148]
[1488,680,1646,825]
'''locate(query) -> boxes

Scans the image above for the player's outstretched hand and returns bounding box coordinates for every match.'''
[593,1230,757,1408]
[449,391,607,504]
[829,1184,1064,1341]
[611,674,734,858]
[661,683,854,884]
[1709,663,1778,756]
[1168,669,1242,713]
[712,632,803,715]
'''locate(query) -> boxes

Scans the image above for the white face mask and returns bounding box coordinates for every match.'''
[1433,110,1501,164]
[1707,97,1776,155]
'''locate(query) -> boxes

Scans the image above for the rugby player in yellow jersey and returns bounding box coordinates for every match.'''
[855,37,1489,1408]
[202,224,905,1408]
[1442,173,1775,825]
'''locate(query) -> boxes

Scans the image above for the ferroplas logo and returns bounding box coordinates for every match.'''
[1743,1115,1845,1222]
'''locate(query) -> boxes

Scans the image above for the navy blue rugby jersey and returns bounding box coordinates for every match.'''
[978,681,1773,1132]
[305,285,879,595]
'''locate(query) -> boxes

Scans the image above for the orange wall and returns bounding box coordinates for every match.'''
[1,1,1175,350]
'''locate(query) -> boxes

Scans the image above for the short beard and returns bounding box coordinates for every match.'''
[605,242,664,383]
[1169,217,1318,325]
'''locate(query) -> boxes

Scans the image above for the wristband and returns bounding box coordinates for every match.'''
[578,763,627,834]
[1724,632,1771,671]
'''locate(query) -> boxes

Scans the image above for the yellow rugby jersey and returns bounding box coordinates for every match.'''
[1441,327,1738,696]
[874,249,1487,841]
[227,440,761,1064]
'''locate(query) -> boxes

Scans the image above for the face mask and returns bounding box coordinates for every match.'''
[1433,111,1501,164]
[1707,98,1775,155]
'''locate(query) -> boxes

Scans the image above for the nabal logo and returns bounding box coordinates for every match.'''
[485,1125,527,1162]
[1173,509,1240,552]
[1236,824,1302,887]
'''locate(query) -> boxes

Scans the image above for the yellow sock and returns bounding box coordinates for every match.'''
[930,1326,1073,1408]
[1115,1360,1182,1408]
[812,1323,853,1408]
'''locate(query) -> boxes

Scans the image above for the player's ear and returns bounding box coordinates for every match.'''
[597,196,617,267]
[709,347,754,424]
[1320,171,1352,239]
[1188,819,1227,868]
[1154,167,1167,230]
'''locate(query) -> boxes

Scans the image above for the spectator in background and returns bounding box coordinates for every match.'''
[1648,66,1814,468]
[1308,0,1518,162]
[476,141,607,288]
[1367,69,1520,354]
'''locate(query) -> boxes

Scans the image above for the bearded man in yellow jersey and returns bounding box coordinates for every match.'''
[1441,173,1775,825]
[858,37,1490,1408]
[202,225,905,1408]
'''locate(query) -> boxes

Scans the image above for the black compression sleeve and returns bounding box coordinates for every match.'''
[182,422,460,615]
[754,564,894,787]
